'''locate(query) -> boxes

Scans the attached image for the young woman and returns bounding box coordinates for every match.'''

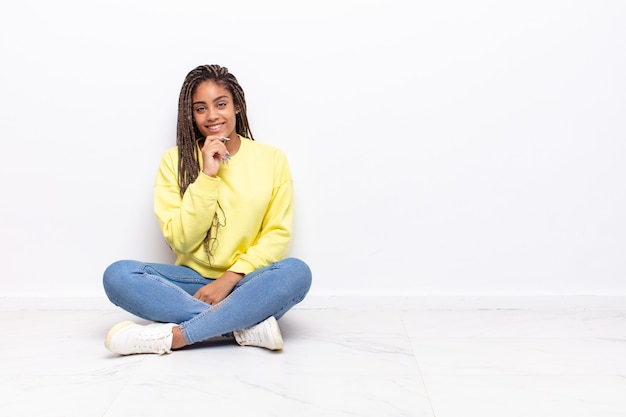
[102,65,312,355]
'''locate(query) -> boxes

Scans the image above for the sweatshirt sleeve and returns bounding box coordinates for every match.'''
[153,148,221,255]
[230,149,294,274]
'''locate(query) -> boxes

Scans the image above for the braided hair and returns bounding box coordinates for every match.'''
[176,64,254,196]
[175,65,254,263]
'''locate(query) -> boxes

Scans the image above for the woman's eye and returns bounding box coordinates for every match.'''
[195,106,205,113]
[217,102,226,108]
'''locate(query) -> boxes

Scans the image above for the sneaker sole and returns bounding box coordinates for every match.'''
[267,317,284,351]
[104,320,136,351]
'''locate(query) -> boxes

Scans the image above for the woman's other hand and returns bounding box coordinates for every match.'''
[193,271,244,305]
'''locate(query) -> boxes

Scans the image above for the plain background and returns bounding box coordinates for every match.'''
[0,0,624,302]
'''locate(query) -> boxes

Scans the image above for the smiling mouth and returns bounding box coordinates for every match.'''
[207,123,224,132]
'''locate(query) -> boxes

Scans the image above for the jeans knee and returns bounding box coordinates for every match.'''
[102,260,140,299]
[283,258,312,294]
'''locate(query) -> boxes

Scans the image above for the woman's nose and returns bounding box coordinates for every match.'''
[205,108,218,121]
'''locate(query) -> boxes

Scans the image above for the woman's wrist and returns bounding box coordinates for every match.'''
[222,270,245,284]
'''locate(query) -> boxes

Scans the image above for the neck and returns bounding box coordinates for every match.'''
[226,134,242,156]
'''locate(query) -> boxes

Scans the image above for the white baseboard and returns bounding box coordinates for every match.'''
[1,294,625,310]
[297,295,626,310]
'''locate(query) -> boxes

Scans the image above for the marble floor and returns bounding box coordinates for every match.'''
[1,303,625,416]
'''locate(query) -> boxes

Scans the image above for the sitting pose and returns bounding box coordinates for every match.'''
[102,64,312,355]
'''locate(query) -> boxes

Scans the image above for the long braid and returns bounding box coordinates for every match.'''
[175,65,254,262]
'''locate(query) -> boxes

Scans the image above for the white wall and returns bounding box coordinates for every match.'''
[1,0,625,301]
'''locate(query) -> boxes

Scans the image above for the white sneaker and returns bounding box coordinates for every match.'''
[233,316,284,351]
[105,321,176,355]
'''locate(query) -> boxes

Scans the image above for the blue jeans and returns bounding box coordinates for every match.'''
[103,258,312,345]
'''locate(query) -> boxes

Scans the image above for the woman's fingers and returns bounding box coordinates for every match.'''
[200,137,230,176]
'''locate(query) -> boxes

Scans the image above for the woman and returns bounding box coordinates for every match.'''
[103,65,312,355]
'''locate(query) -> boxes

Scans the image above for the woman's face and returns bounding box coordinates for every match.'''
[192,80,238,140]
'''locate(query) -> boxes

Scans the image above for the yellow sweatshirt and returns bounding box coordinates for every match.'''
[154,137,293,278]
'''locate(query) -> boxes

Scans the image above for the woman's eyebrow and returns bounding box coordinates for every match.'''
[193,95,230,106]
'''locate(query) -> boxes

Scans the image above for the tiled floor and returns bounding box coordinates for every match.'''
[1,304,625,416]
